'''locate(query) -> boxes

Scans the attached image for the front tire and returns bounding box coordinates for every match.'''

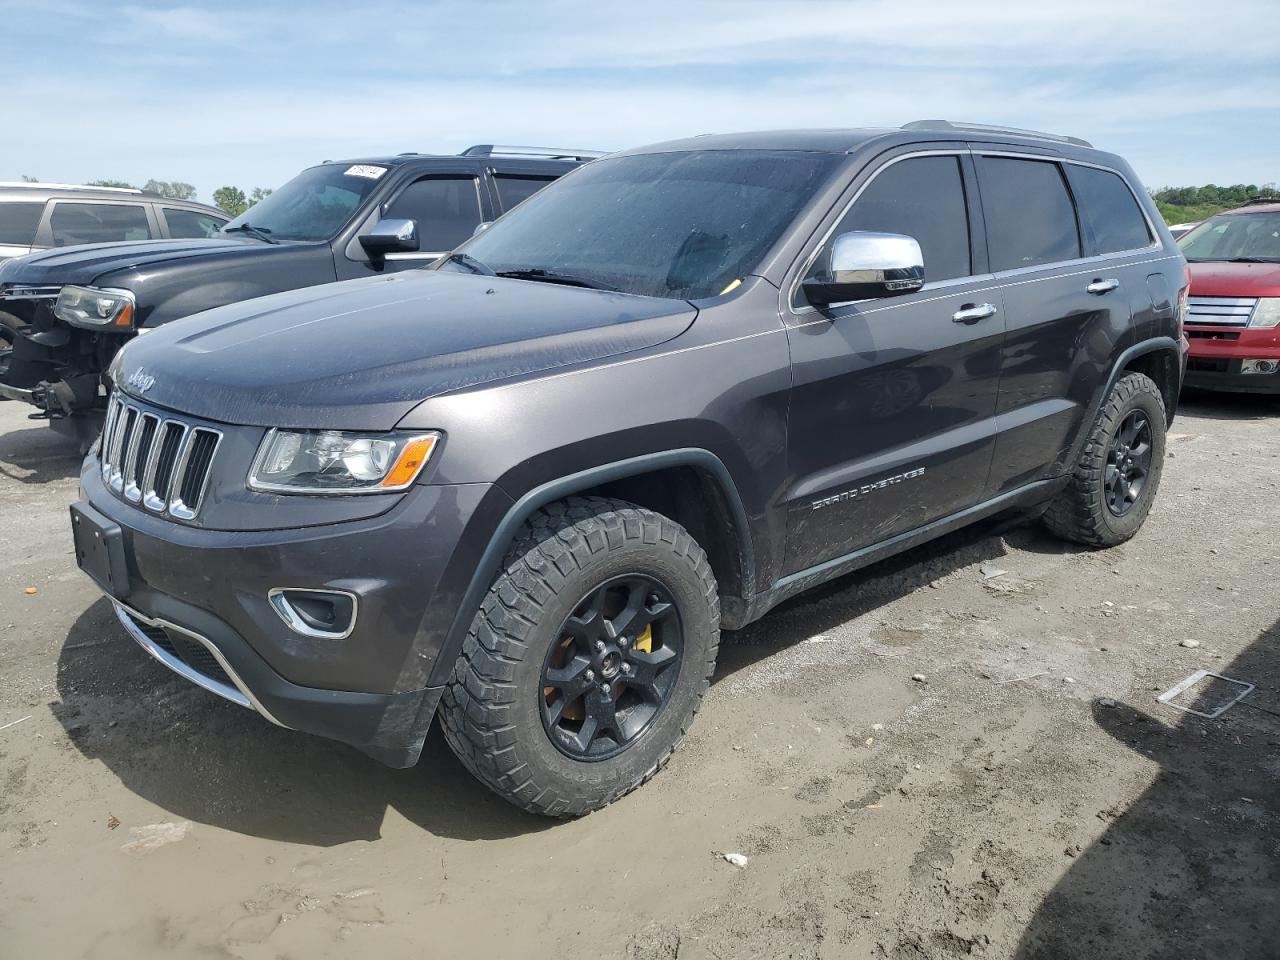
[1044,372,1167,547]
[440,496,720,818]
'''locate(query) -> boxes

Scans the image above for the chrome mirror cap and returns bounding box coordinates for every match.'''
[804,231,925,305]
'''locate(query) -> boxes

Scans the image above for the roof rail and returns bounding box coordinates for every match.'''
[1240,196,1280,207]
[0,180,144,194]
[901,120,1092,148]
[459,145,605,161]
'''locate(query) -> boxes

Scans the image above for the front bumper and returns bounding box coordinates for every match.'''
[77,457,512,766]
[1185,327,1280,395]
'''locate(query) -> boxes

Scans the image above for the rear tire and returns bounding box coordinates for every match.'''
[1044,372,1167,547]
[440,496,720,818]
[0,310,24,382]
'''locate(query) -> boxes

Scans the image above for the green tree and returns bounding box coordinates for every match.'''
[249,186,273,204]
[21,175,38,182]
[143,179,197,201]
[213,186,249,217]
[88,179,136,189]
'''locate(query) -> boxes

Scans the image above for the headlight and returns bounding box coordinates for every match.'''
[54,285,136,329]
[1249,298,1280,329]
[248,429,440,494]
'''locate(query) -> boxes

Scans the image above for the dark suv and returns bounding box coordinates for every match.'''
[0,146,597,442]
[71,121,1189,817]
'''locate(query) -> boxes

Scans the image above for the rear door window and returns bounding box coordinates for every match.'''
[49,202,153,246]
[383,177,483,252]
[494,175,556,212]
[977,157,1081,271]
[813,155,972,284]
[163,207,228,239]
[0,201,46,246]
[1065,165,1152,255]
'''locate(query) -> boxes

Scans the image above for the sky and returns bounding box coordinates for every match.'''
[3,0,1276,204]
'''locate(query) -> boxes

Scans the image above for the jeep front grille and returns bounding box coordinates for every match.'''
[1186,296,1257,327]
[100,395,222,520]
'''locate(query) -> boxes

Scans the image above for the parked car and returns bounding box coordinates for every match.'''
[1168,222,1200,240]
[0,146,599,445]
[0,181,228,264]
[71,121,1187,817]
[1178,199,1280,393]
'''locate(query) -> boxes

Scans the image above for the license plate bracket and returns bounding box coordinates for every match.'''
[70,502,130,599]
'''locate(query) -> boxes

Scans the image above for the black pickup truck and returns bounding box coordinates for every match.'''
[0,145,599,444]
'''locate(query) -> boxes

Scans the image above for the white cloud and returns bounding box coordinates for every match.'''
[0,0,1274,193]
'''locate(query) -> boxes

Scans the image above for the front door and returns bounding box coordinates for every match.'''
[782,152,1005,574]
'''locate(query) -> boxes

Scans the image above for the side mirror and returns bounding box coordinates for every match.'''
[359,218,418,259]
[803,231,924,306]
[472,221,492,237]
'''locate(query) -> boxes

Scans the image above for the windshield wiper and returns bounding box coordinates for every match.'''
[1226,256,1280,263]
[495,268,617,292]
[223,223,277,244]
[444,252,495,275]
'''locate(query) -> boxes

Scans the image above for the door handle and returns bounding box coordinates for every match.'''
[952,302,998,324]
[1087,278,1120,295]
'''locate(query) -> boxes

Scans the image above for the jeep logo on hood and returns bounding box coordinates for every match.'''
[125,367,156,393]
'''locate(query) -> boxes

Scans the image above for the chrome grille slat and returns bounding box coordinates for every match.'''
[1187,296,1257,327]
[100,397,222,522]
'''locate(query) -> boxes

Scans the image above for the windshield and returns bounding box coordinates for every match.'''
[454,150,842,300]
[1179,211,1280,262]
[221,163,387,242]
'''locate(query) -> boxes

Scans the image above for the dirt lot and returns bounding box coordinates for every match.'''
[1,392,1277,960]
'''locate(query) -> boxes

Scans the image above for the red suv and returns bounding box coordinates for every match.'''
[1179,200,1280,394]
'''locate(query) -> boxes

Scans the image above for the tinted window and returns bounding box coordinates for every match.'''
[1180,212,1280,262]
[812,156,971,284]
[0,201,45,246]
[460,151,841,300]
[979,157,1080,271]
[223,163,384,241]
[384,177,482,251]
[495,175,555,211]
[1066,165,1151,254]
[49,202,152,246]
[164,207,227,239]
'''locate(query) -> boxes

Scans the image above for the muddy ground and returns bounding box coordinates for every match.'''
[1,392,1277,960]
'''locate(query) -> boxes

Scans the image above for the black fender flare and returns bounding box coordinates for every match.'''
[424,448,755,689]
[1102,335,1186,425]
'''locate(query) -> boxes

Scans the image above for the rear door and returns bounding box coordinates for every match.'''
[781,149,1006,574]
[0,199,46,260]
[977,152,1154,495]
[41,199,156,247]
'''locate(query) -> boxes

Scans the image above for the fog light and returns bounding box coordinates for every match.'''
[1241,359,1279,375]
[268,588,358,639]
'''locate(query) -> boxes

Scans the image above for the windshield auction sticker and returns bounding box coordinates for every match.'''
[344,164,388,179]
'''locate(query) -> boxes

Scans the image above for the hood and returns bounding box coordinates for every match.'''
[0,237,276,286]
[114,270,698,429]
[1188,260,1280,298]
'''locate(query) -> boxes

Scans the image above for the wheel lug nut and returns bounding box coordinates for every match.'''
[585,670,595,682]
[599,683,611,695]
[621,663,631,674]
[595,640,605,652]
[619,636,629,647]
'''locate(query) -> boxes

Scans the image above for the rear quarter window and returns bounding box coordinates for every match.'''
[0,201,45,246]
[495,175,556,212]
[978,157,1081,271]
[1065,165,1152,255]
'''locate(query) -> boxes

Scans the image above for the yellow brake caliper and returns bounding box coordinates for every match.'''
[634,624,653,654]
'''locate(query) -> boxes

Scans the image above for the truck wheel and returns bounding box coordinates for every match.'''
[0,310,23,380]
[440,496,720,817]
[1044,372,1167,547]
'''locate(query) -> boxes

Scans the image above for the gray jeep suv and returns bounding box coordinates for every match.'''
[71,121,1189,817]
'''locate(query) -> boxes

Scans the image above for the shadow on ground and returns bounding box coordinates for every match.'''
[1014,617,1280,959]
[51,509,1036,844]
[1177,388,1280,422]
[0,421,83,484]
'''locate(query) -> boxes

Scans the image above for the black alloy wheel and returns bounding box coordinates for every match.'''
[540,574,683,761]
[1105,410,1153,516]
